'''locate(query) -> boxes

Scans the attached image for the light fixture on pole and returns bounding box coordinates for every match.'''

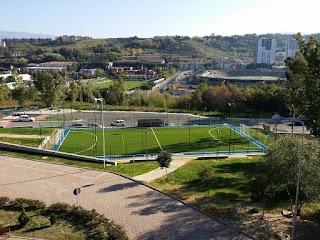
[271,114,305,240]
[93,97,106,168]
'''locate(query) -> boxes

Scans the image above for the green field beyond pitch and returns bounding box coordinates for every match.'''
[58,126,264,156]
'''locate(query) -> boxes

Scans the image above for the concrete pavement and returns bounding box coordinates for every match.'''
[132,156,194,182]
[0,155,254,240]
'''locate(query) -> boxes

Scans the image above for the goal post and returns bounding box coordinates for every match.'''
[239,124,251,136]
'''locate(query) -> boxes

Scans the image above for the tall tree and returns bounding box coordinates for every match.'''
[286,33,320,137]
[11,83,28,109]
[34,71,66,107]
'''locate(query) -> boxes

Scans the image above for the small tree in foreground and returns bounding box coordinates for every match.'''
[251,135,320,215]
[156,151,172,179]
[18,209,30,227]
[199,166,216,197]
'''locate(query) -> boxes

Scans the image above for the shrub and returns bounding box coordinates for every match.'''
[49,202,71,214]
[10,198,46,211]
[0,197,10,207]
[248,207,260,214]
[49,213,57,225]
[18,209,30,227]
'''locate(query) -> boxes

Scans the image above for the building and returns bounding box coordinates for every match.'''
[256,38,277,64]
[286,39,299,58]
[26,61,76,72]
[275,52,286,65]
[0,73,33,89]
[0,40,6,48]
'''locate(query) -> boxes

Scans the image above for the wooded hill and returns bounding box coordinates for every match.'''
[1,33,319,69]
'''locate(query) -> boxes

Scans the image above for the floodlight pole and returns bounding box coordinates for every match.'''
[146,130,148,162]
[228,103,235,155]
[94,98,106,168]
[271,114,305,240]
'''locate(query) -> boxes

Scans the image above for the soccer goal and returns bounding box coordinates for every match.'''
[239,124,251,136]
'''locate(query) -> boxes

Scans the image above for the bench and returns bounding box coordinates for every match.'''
[0,227,10,237]
[197,155,229,160]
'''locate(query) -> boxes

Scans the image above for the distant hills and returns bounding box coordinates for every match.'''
[0,30,56,39]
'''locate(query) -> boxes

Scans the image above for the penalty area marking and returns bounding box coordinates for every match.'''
[72,131,98,154]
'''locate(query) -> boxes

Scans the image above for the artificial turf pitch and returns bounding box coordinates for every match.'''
[58,125,263,157]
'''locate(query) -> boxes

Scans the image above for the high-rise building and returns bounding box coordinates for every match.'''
[256,38,277,64]
[286,39,299,58]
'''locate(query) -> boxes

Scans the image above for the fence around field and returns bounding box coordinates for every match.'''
[54,124,268,159]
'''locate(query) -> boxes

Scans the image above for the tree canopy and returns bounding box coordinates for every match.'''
[286,33,320,137]
[251,135,320,213]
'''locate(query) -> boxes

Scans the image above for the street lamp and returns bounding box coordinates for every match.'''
[271,114,305,240]
[93,97,106,168]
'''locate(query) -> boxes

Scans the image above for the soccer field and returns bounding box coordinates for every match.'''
[58,125,266,157]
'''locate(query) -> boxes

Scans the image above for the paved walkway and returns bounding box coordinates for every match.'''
[0,155,253,240]
[132,156,194,182]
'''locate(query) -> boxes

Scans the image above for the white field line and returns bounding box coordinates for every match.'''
[57,130,70,150]
[208,128,227,145]
[74,131,98,154]
[183,132,192,142]
[210,127,256,150]
[151,128,163,151]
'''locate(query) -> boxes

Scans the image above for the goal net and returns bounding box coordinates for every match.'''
[239,124,251,136]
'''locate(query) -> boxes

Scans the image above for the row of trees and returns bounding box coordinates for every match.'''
[1,70,290,116]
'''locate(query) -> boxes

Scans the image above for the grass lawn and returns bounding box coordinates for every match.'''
[0,127,54,135]
[149,157,261,202]
[93,78,147,90]
[0,150,159,177]
[59,125,267,156]
[0,137,44,147]
[0,209,85,240]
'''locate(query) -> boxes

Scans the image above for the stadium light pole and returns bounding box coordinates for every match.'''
[146,130,148,162]
[94,97,106,168]
[228,103,236,155]
[271,114,305,240]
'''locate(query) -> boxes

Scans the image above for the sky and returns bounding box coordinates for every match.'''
[2,0,320,38]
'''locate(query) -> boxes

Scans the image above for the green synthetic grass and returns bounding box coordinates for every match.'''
[59,126,268,156]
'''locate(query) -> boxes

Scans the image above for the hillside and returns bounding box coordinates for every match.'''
[0,30,55,39]
[1,32,320,69]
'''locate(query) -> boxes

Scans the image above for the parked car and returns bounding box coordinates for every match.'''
[88,122,102,128]
[70,122,85,127]
[19,115,35,122]
[111,119,125,127]
[288,121,304,126]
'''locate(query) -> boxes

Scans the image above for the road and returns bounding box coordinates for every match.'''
[0,155,252,240]
[1,109,308,136]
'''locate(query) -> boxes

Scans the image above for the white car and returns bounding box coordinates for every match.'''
[19,115,35,122]
[111,119,125,127]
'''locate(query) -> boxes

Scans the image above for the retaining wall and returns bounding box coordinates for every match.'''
[0,141,117,165]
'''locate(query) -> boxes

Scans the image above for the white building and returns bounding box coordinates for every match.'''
[286,39,299,58]
[256,38,277,64]
[0,73,32,89]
